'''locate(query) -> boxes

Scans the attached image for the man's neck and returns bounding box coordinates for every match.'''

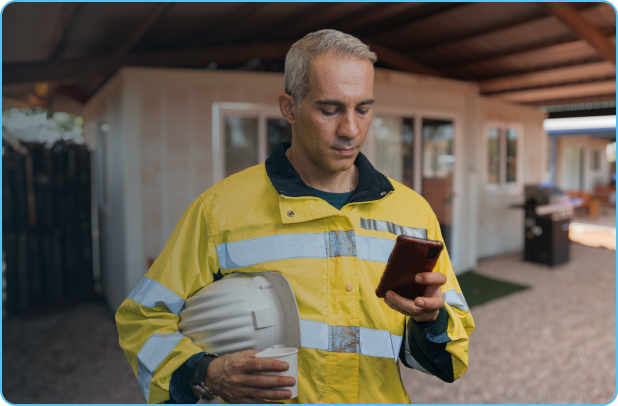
[286,147,358,193]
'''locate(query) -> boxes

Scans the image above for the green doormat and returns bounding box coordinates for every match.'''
[457,272,529,308]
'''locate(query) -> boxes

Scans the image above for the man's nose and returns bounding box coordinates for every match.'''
[336,109,361,139]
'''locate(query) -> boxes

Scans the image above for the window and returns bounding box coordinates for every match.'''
[487,128,500,184]
[372,116,414,188]
[486,126,518,186]
[215,103,291,181]
[224,116,258,178]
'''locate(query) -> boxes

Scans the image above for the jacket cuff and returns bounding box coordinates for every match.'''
[410,307,450,344]
[168,352,206,404]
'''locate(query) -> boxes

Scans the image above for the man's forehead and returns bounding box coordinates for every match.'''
[306,54,374,100]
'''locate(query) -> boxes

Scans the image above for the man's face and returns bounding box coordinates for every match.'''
[293,53,374,174]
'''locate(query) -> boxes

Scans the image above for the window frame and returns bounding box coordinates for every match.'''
[483,122,523,192]
[212,102,283,184]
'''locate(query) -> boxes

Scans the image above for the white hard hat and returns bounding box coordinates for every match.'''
[178,272,301,355]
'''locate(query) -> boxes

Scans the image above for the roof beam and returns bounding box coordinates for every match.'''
[116,3,174,55]
[330,3,415,33]
[48,3,80,60]
[441,33,615,73]
[479,61,616,93]
[260,3,347,39]
[191,3,270,46]
[355,2,469,36]
[492,80,616,103]
[406,3,598,54]
[3,40,296,84]
[363,40,446,78]
[543,2,616,64]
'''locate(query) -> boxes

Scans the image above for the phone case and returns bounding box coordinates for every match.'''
[375,235,444,301]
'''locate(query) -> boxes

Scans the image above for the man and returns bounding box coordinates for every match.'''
[116,30,474,404]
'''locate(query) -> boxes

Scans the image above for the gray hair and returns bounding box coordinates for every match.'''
[284,29,377,106]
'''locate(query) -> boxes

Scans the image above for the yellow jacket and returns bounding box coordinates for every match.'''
[116,142,474,403]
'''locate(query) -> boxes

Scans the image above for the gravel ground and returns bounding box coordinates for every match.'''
[2,243,615,404]
[401,242,616,404]
[2,300,144,404]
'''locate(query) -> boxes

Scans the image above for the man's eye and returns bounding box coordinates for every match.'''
[321,110,337,116]
[357,109,370,115]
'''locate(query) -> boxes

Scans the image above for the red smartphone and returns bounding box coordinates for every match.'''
[375,235,444,301]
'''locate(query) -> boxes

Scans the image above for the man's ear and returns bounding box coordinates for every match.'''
[278,93,296,125]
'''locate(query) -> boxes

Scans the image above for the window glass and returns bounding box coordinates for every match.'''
[506,129,517,183]
[487,128,500,184]
[267,118,292,156]
[422,119,454,251]
[373,117,404,183]
[224,116,258,177]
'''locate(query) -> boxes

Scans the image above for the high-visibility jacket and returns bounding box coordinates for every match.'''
[116,142,474,404]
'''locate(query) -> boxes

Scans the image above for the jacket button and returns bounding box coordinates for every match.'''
[345,283,353,292]
[380,191,386,196]
[287,210,294,217]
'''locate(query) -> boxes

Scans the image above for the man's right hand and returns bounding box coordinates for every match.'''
[205,350,295,404]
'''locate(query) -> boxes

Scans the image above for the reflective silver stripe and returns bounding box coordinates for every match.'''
[216,232,356,269]
[356,235,395,263]
[360,218,427,239]
[404,335,431,374]
[129,277,185,315]
[136,332,184,401]
[300,319,402,361]
[300,319,329,351]
[443,289,469,312]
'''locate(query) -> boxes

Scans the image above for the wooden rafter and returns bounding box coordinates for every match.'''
[48,3,80,60]
[261,3,349,40]
[3,40,296,84]
[329,3,416,33]
[116,3,174,55]
[543,2,616,65]
[404,3,599,54]
[441,32,616,72]
[493,80,616,103]
[479,61,616,93]
[355,2,468,36]
[190,3,270,46]
[363,40,445,78]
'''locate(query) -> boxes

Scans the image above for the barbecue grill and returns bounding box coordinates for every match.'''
[516,185,579,266]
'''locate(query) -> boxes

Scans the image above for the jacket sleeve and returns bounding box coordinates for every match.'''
[115,196,220,403]
[399,216,475,383]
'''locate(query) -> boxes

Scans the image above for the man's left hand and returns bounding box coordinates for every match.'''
[384,272,447,323]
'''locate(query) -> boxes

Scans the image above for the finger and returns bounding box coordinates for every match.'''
[241,357,289,373]
[386,290,421,315]
[384,297,413,317]
[237,398,284,404]
[241,387,293,401]
[414,295,445,311]
[415,272,447,286]
[386,290,444,316]
[242,374,295,388]
[422,284,442,298]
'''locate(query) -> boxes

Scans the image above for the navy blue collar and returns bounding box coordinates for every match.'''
[265,141,394,204]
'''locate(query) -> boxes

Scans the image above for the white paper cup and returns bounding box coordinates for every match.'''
[255,347,299,398]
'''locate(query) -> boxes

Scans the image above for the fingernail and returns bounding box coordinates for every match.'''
[287,378,295,386]
[386,292,392,301]
[415,274,422,283]
[280,363,288,371]
[417,299,425,307]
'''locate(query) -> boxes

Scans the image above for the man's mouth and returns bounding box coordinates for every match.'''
[333,147,356,156]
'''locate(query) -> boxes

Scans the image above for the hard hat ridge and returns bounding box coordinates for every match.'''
[179,272,301,355]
